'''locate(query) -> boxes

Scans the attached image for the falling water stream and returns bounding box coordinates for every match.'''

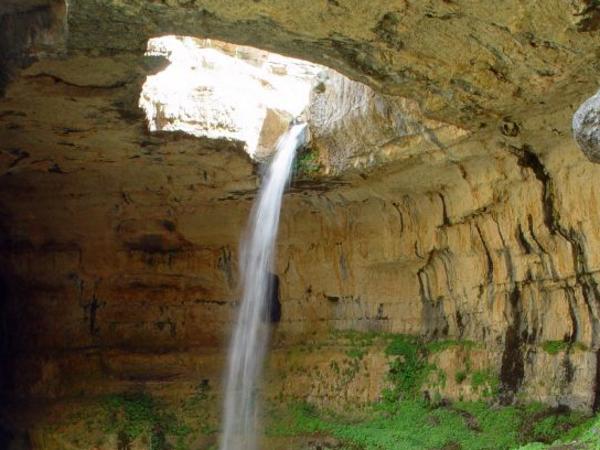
[220,123,308,450]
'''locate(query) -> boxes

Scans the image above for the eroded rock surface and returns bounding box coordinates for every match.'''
[308,69,469,174]
[2,1,600,447]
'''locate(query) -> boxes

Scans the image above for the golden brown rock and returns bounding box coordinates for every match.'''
[3,3,600,447]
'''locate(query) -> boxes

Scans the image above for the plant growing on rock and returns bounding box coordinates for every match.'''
[293,147,321,176]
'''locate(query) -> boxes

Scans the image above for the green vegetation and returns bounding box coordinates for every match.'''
[33,332,600,450]
[267,399,594,450]
[541,340,588,354]
[470,369,500,398]
[384,334,432,402]
[264,331,596,449]
[541,340,569,355]
[102,387,217,449]
[40,383,217,450]
[455,370,468,384]
[293,148,321,176]
[381,334,491,406]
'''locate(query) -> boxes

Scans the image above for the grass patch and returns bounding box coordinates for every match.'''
[470,369,500,398]
[541,340,588,354]
[37,385,216,450]
[267,400,595,450]
[103,392,192,450]
[541,340,569,355]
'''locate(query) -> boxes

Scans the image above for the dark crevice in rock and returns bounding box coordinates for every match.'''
[24,73,133,90]
[563,355,576,385]
[565,286,580,346]
[372,12,404,51]
[515,222,533,254]
[456,311,465,338]
[217,246,234,289]
[506,142,600,405]
[391,201,405,233]
[82,292,103,337]
[500,285,525,402]
[438,192,450,226]
[594,350,600,411]
[505,144,555,233]
[475,223,494,285]
[574,0,600,31]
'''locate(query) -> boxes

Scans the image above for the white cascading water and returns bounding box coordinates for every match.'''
[220,123,307,450]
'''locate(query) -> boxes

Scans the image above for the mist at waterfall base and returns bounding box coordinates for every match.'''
[220,123,308,450]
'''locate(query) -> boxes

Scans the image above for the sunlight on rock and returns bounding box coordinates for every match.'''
[139,35,323,158]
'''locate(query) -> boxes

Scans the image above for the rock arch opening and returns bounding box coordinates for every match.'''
[138,35,324,160]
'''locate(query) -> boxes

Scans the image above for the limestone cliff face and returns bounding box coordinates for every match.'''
[307,69,469,174]
[2,1,600,442]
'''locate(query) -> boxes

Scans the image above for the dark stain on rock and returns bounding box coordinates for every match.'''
[373,12,404,51]
[500,118,520,137]
[5,148,29,168]
[562,355,575,385]
[217,246,234,289]
[117,430,130,450]
[574,0,600,31]
[500,286,525,402]
[594,350,600,411]
[125,234,187,254]
[456,310,464,337]
[83,292,103,336]
[48,163,65,174]
[155,319,176,337]
[161,220,176,232]
[375,303,389,320]
[515,223,533,254]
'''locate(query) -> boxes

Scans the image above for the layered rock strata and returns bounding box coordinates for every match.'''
[2,2,600,447]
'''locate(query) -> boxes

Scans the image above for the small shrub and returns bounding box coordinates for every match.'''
[384,335,432,404]
[293,148,321,176]
[455,370,468,384]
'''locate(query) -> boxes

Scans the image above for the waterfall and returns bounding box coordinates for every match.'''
[220,123,307,450]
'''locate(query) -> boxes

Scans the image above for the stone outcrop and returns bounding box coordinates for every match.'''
[3,0,600,447]
[573,89,600,163]
[307,69,469,174]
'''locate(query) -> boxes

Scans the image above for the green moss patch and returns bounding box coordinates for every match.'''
[37,383,217,450]
[293,147,321,176]
[267,400,594,450]
[541,340,588,355]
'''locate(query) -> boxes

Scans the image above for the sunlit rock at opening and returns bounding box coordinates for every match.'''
[139,36,323,158]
